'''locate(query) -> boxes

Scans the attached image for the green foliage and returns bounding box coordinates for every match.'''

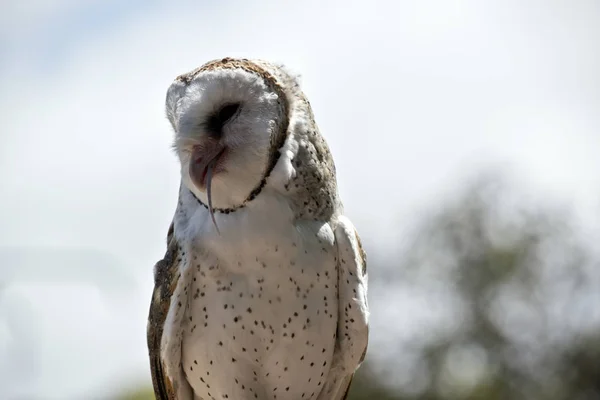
[115,386,155,400]
[347,175,600,399]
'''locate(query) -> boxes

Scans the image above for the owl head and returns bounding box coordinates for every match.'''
[165,58,297,228]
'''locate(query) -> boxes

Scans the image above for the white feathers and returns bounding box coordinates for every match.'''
[154,58,368,400]
[168,67,282,210]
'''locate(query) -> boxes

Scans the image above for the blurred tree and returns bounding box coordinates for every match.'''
[351,174,600,400]
[115,386,155,400]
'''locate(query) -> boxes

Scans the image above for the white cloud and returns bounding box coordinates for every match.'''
[0,0,92,35]
[0,0,598,397]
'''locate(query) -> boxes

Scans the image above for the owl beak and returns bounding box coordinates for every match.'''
[189,144,226,189]
[189,144,226,235]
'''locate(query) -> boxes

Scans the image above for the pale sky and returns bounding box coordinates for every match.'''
[0,0,599,398]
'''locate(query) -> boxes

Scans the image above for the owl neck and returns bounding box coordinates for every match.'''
[187,174,268,214]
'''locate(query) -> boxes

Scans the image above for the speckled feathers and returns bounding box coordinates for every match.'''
[147,57,368,400]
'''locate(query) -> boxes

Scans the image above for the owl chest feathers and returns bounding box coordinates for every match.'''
[166,188,341,399]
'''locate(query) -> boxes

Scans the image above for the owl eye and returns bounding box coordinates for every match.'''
[217,103,241,121]
[205,103,241,138]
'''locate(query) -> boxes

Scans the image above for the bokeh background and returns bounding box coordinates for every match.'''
[1,1,599,399]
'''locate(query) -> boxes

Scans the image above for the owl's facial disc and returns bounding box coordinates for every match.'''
[169,64,284,216]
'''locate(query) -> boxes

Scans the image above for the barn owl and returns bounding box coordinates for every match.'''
[147,57,368,400]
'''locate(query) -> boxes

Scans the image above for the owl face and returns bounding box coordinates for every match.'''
[166,65,285,213]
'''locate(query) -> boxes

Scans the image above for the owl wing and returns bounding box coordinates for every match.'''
[326,215,369,400]
[147,222,187,400]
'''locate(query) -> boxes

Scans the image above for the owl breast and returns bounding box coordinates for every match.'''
[179,207,339,400]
